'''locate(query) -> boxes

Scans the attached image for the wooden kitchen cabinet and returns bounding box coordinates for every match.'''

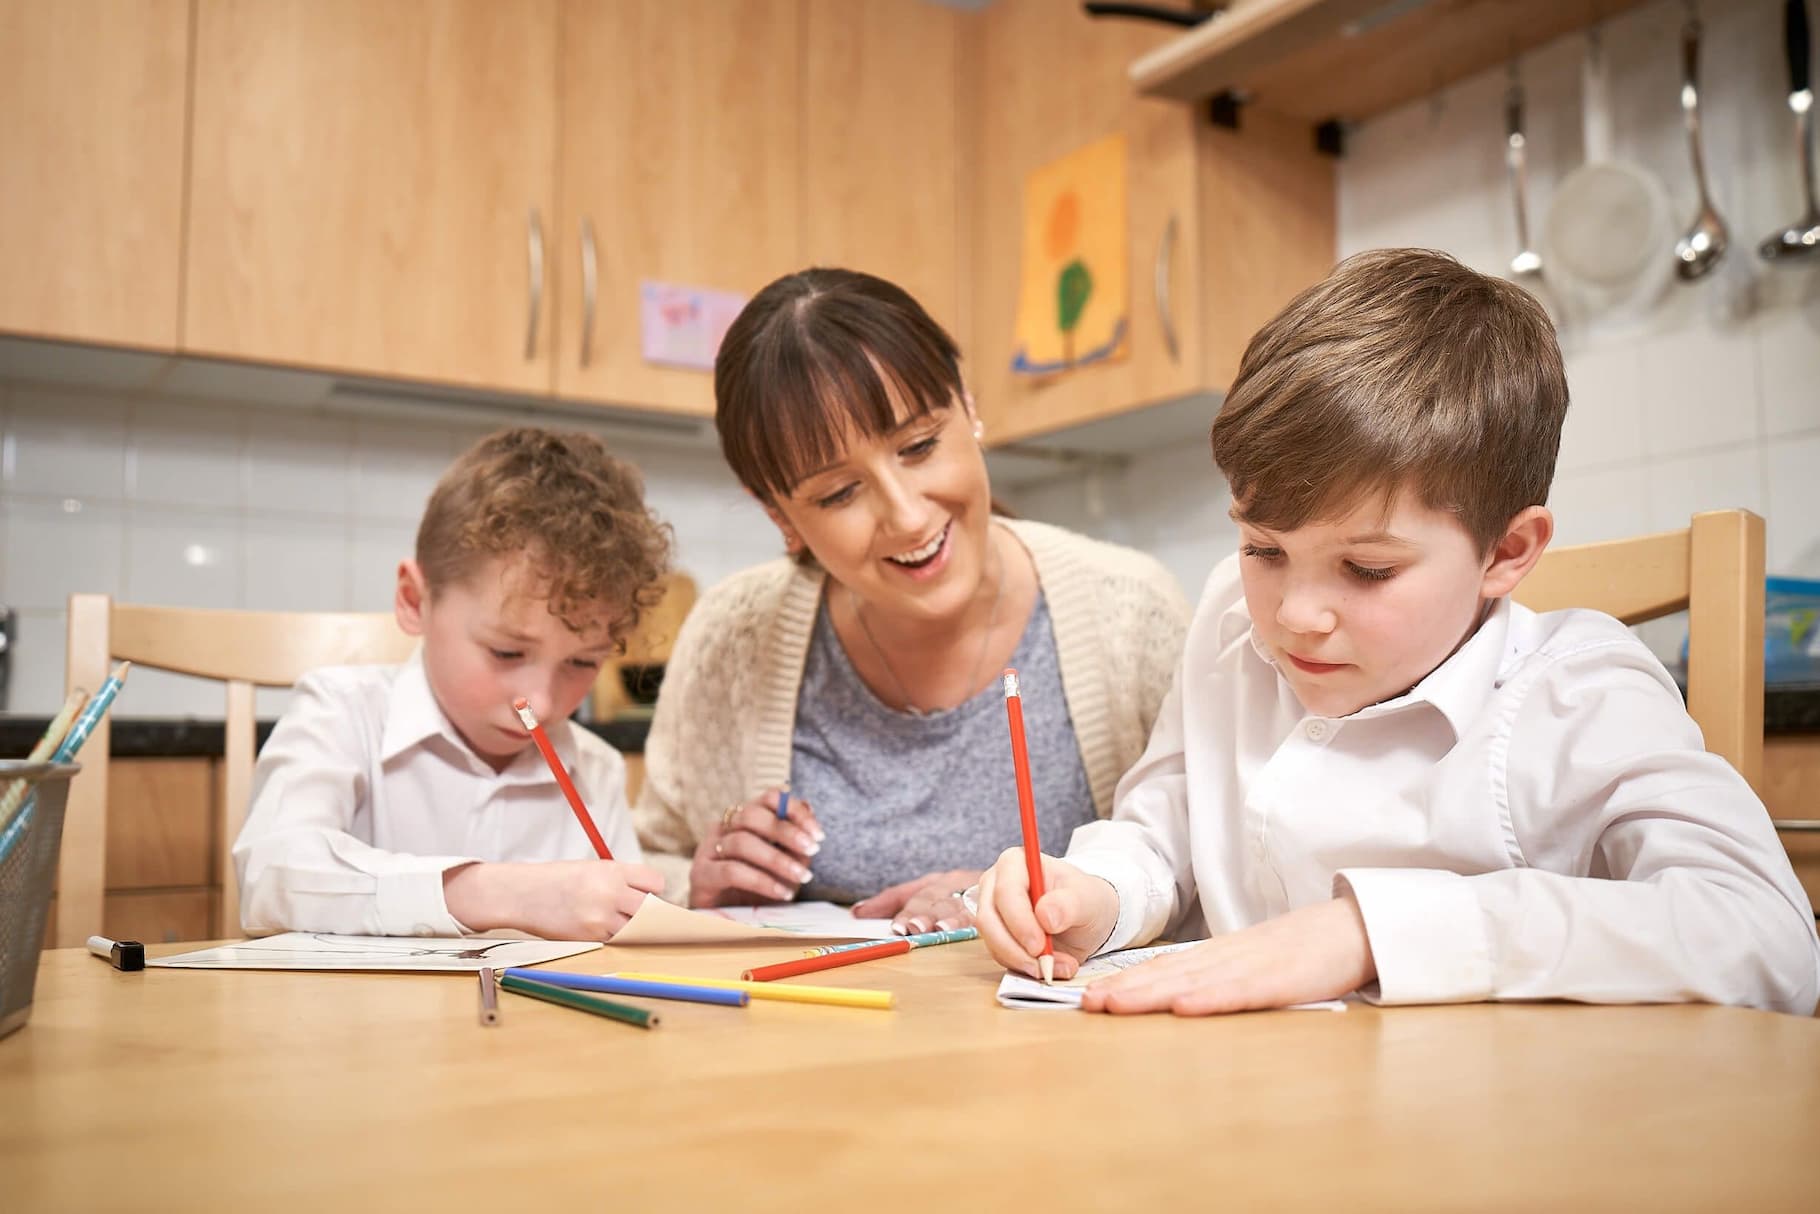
[0,0,189,351]
[969,0,1334,445]
[800,0,965,344]
[184,0,560,394]
[553,0,801,415]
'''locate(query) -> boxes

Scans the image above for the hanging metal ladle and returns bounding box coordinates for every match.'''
[1675,11,1729,279]
[1760,0,1819,263]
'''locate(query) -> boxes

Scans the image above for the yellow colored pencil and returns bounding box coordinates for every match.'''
[613,971,895,1011]
[0,687,88,827]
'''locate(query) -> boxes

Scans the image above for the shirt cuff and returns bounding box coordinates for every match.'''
[375,861,471,937]
[1065,849,1164,956]
[1336,868,1493,1005]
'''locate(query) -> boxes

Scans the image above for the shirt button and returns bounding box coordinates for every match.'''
[1305,720,1328,741]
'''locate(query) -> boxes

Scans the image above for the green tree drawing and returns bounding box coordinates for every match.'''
[1057,259,1093,368]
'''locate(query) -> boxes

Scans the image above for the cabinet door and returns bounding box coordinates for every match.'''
[970,0,1204,444]
[801,0,963,344]
[0,0,188,350]
[185,0,559,394]
[555,0,801,415]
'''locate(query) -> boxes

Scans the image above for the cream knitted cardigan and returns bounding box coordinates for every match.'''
[632,517,1191,900]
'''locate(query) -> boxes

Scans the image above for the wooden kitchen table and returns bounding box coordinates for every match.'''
[3,940,1817,1211]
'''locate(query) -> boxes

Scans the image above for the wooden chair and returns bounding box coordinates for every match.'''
[588,572,699,720]
[59,595,415,948]
[1514,509,1765,790]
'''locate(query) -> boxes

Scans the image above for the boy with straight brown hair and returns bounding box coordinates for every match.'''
[978,248,1820,1016]
[235,427,673,940]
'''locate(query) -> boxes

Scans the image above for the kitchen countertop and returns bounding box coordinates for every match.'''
[0,714,652,759]
[2,685,1815,759]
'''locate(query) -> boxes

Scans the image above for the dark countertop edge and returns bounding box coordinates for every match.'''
[4,684,1818,758]
[0,715,651,760]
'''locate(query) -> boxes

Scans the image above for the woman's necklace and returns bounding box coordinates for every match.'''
[849,531,1007,717]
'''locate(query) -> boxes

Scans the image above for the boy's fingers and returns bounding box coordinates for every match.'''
[622,864,665,894]
[973,868,1034,973]
[991,850,1050,957]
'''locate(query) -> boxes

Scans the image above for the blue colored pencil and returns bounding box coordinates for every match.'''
[775,785,791,821]
[499,967,749,1007]
[0,662,130,864]
[803,925,978,957]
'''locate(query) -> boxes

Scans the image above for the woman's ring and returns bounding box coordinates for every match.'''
[721,804,741,829]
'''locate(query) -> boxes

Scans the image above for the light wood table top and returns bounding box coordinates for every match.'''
[4,939,1819,1211]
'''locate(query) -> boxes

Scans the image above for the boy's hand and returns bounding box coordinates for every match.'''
[1081,895,1376,1016]
[688,788,823,907]
[975,848,1120,981]
[852,869,981,935]
[444,859,665,941]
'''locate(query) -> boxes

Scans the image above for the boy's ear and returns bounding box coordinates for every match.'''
[1480,506,1553,600]
[394,559,430,636]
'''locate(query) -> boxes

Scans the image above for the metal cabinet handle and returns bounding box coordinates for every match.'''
[580,217,598,369]
[524,208,545,361]
[1155,213,1180,363]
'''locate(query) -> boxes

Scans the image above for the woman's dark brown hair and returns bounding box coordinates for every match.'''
[714,267,965,503]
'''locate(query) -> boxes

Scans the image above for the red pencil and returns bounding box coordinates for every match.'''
[1002,668,1054,983]
[512,697,613,860]
[741,938,912,982]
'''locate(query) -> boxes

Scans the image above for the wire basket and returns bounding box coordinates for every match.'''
[0,759,81,1038]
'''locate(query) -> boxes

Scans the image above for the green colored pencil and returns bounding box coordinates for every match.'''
[499,973,659,1030]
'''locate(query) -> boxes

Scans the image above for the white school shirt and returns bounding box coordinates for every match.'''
[1066,556,1820,1015]
[233,652,642,937]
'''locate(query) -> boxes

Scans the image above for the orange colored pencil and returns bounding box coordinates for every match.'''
[742,938,912,982]
[512,697,613,860]
[1003,668,1054,983]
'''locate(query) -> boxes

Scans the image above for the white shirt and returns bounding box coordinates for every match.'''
[233,653,642,937]
[1067,555,1820,1014]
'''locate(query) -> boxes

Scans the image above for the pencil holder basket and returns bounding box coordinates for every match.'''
[0,759,81,1038]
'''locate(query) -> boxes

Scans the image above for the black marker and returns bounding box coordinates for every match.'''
[87,935,145,971]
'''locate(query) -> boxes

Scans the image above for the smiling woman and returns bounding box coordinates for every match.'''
[633,269,1192,932]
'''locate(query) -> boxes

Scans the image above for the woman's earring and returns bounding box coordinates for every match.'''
[972,421,985,442]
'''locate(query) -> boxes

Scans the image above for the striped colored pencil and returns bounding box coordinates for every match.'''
[803,925,977,958]
[613,972,894,1011]
[499,973,658,1029]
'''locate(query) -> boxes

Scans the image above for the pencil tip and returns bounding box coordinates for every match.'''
[1039,955,1055,985]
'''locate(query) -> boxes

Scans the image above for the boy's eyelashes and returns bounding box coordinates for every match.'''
[1239,543,1399,583]
[485,646,604,670]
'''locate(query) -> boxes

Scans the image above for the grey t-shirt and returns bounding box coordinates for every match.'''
[791,589,1095,903]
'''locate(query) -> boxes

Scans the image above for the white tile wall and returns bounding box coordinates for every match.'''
[0,383,777,715]
[1005,0,1820,668]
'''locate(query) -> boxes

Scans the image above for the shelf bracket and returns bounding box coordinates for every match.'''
[1208,89,1244,129]
[1314,118,1345,158]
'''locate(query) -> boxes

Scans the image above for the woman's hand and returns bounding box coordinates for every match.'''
[443,859,666,941]
[1080,896,1376,1015]
[688,788,825,907]
[853,869,981,935]
[975,847,1120,981]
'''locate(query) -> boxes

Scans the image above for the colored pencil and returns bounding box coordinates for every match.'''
[775,784,791,821]
[1003,668,1054,983]
[498,973,657,1029]
[478,967,501,1026]
[747,939,909,981]
[499,967,748,1007]
[614,971,894,1011]
[803,925,977,957]
[512,697,613,860]
[0,686,87,829]
[0,662,130,865]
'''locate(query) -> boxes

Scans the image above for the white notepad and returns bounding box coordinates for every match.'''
[997,940,1350,1011]
[148,933,602,973]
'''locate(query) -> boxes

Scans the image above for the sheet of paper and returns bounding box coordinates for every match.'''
[996,941,1350,1011]
[608,896,895,946]
[147,933,601,973]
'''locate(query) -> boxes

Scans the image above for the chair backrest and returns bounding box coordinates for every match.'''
[59,595,415,947]
[1514,509,1765,789]
[589,572,699,719]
